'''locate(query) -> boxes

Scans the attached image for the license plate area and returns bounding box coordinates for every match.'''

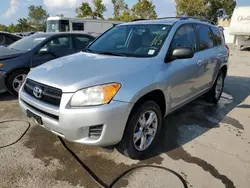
[27,110,43,125]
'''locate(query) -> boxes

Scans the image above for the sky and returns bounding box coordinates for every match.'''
[0,0,249,26]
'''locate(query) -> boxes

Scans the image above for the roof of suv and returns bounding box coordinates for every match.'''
[120,18,217,27]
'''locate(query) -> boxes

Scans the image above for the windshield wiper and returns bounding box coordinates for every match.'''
[84,49,125,57]
[97,51,125,57]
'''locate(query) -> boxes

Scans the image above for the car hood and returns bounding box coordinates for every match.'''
[0,46,24,60]
[28,52,153,92]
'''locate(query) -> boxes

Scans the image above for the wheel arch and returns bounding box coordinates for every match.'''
[220,65,228,77]
[128,89,166,120]
[5,67,30,77]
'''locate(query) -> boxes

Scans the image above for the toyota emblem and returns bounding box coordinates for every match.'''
[33,86,43,99]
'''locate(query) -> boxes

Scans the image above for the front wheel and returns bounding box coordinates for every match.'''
[6,70,28,97]
[205,71,225,104]
[118,101,162,159]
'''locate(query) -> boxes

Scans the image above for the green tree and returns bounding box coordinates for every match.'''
[0,24,8,32]
[92,0,107,19]
[76,2,93,18]
[56,14,65,17]
[112,0,128,19]
[7,23,17,33]
[118,9,133,22]
[28,5,49,31]
[76,0,107,19]
[131,0,157,20]
[16,18,31,32]
[175,0,236,23]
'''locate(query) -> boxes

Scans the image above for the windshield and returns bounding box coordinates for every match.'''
[88,24,172,57]
[8,36,47,51]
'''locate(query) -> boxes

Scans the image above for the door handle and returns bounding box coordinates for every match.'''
[197,60,203,66]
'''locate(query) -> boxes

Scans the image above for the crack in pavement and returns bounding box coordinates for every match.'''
[167,147,236,188]
[193,141,250,164]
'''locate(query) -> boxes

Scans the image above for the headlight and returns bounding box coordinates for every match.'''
[0,63,3,68]
[70,83,121,107]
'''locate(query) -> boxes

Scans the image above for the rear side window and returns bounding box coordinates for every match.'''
[0,34,6,45]
[73,23,84,31]
[5,35,15,45]
[211,27,222,46]
[170,24,196,52]
[74,36,94,50]
[195,24,215,51]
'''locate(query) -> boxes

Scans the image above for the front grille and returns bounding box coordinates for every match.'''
[24,79,62,107]
[89,125,103,139]
[22,100,59,120]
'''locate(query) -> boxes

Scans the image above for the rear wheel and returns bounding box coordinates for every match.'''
[205,71,225,104]
[118,101,162,159]
[6,69,28,96]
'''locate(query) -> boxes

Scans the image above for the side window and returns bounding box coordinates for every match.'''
[40,36,72,54]
[171,24,196,52]
[211,27,222,46]
[195,24,215,51]
[0,35,7,46]
[73,23,84,31]
[59,20,70,32]
[5,35,15,45]
[74,36,94,50]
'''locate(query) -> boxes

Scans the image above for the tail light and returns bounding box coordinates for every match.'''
[225,44,229,51]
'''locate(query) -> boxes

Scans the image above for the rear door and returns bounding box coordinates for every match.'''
[210,26,229,83]
[167,24,203,108]
[194,24,217,91]
[32,36,74,67]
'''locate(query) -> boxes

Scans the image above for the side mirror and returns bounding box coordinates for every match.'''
[39,47,49,54]
[172,47,194,59]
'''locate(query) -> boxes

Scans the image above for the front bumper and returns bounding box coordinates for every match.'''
[0,70,7,94]
[19,87,132,146]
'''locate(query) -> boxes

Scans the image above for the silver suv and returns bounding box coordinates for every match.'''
[19,18,229,159]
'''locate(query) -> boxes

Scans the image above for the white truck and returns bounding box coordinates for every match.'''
[230,6,250,50]
[46,17,124,37]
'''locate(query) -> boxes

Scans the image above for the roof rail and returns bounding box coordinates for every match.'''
[158,16,216,25]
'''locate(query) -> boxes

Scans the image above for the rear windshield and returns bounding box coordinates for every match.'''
[87,24,172,57]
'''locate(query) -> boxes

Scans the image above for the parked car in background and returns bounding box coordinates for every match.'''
[19,17,229,159]
[0,32,95,96]
[0,31,22,47]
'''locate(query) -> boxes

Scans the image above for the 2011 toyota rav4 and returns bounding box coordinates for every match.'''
[19,18,229,159]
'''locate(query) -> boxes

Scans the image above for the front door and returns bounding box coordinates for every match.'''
[166,24,204,109]
[194,24,218,91]
[32,36,74,67]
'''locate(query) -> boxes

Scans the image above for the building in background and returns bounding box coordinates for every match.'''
[46,17,123,37]
[229,6,250,49]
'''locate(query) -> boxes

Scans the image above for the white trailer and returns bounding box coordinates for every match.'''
[230,6,250,49]
[46,17,124,37]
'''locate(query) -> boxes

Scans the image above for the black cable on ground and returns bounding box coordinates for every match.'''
[58,136,188,188]
[0,119,188,188]
[0,120,31,149]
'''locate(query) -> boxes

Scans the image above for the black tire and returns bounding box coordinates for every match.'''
[118,101,162,159]
[6,69,29,97]
[204,71,225,104]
